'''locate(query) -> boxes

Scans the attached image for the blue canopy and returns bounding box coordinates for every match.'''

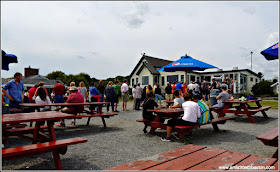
[260,42,279,61]
[158,55,218,72]
[2,50,18,71]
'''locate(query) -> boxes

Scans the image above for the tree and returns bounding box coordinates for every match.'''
[46,71,66,80]
[257,72,264,79]
[251,80,274,96]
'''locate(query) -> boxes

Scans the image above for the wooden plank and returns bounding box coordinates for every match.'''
[250,106,271,112]
[269,161,278,170]
[230,155,277,171]
[187,151,250,171]
[105,144,206,171]
[257,128,278,141]
[147,147,227,170]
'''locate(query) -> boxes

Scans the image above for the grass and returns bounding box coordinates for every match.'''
[247,100,278,109]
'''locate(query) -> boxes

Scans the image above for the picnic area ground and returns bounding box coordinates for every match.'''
[2,101,278,170]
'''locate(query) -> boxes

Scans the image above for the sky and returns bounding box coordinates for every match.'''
[1,1,279,80]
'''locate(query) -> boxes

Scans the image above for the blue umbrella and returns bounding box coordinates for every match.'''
[158,54,218,84]
[260,42,279,61]
[2,50,18,71]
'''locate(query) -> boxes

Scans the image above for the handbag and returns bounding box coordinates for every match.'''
[32,87,40,100]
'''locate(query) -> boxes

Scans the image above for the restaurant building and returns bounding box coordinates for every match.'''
[129,54,261,94]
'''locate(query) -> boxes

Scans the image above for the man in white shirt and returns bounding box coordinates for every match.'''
[162,92,201,142]
[170,90,184,109]
[121,79,129,111]
[187,82,195,92]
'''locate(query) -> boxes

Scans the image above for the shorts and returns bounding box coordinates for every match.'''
[165,94,173,100]
[122,92,129,102]
[201,90,209,95]
[167,117,197,127]
[54,95,64,103]
[155,94,162,102]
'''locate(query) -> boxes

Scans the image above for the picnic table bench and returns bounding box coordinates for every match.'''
[137,108,230,140]
[105,144,278,171]
[257,127,278,159]
[210,99,271,123]
[2,111,88,170]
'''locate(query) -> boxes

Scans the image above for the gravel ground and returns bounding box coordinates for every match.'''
[2,101,279,170]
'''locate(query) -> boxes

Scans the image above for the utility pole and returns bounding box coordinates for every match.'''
[250,51,253,71]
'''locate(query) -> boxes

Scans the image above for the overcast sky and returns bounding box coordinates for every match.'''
[1,1,279,80]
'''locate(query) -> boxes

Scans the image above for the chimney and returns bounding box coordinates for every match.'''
[233,67,238,70]
[24,66,39,77]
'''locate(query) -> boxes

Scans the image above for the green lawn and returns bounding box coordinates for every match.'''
[247,100,278,109]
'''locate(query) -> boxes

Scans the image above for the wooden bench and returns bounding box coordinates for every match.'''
[257,127,278,159]
[3,123,27,129]
[6,125,48,133]
[137,117,230,140]
[2,137,87,170]
[250,106,271,113]
[9,108,23,114]
[105,144,278,171]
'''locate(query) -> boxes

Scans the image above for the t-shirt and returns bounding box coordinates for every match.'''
[155,87,161,95]
[105,86,116,99]
[135,86,143,99]
[97,84,105,94]
[171,84,176,94]
[89,86,100,96]
[35,96,51,112]
[202,81,209,91]
[66,92,85,113]
[121,83,129,93]
[165,85,172,94]
[187,83,195,90]
[132,88,136,97]
[142,99,158,120]
[78,87,87,99]
[211,81,217,89]
[197,100,211,124]
[112,84,121,95]
[174,97,184,108]
[176,83,182,90]
[3,79,24,102]
[217,92,230,107]
[182,101,201,123]
[193,83,199,92]
[182,84,187,93]
[53,84,65,95]
[28,87,36,102]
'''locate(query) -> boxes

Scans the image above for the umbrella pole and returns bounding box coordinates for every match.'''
[185,70,188,85]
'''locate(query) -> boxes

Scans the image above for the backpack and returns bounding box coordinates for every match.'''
[197,100,211,124]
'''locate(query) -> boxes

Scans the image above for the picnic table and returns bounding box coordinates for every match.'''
[257,127,278,159]
[105,144,278,171]
[20,102,117,127]
[165,100,174,107]
[2,111,87,169]
[211,99,271,123]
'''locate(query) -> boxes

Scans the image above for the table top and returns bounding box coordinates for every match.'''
[20,102,109,107]
[224,99,261,104]
[105,144,278,171]
[147,108,183,113]
[2,111,76,124]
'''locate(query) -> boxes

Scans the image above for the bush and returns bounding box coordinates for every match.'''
[240,91,251,97]
[251,81,274,96]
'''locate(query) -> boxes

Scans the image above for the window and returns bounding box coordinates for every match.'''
[181,75,184,82]
[167,75,178,83]
[250,77,253,82]
[132,78,134,86]
[136,78,138,84]
[256,78,258,83]
[197,77,200,82]
[205,76,211,82]
[161,76,165,86]
[190,75,195,82]
[142,76,149,85]
[154,76,158,84]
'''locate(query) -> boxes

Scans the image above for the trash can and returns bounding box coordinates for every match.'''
[210,89,220,106]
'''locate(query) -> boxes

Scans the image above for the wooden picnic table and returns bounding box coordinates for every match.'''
[257,127,278,159]
[105,144,278,171]
[211,99,271,123]
[165,100,174,107]
[146,108,184,134]
[2,111,87,169]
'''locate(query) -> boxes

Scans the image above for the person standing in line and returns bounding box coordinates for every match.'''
[53,81,65,103]
[132,85,137,110]
[176,81,182,90]
[187,81,195,94]
[2,72,25,109]
[97,80,105,102]
[155,83,162,106]
[78,81,89,102]
[201,79,210,101]
[146,85,154,95]
[182,82,187,94]
[210,78,217,90]
[105,81,116,113]
[121,79,129,111]
[142,86,147,102]
[171,82,176,94]
[165,82,173,101]
[135,83,143,110]
[112,80,121,112]
[89,82,101,102]
[28,83,39,103]
[193,81,200,94]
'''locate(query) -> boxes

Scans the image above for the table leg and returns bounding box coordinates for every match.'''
[256,101,269,118]
[53,149,63,170]
[210,111,219,131]
[272,149,278,159]
[47,121,56,141]
[101,117,107,129]
[149,114,162,135]
[247,115,256,123]
[32,122,43,144]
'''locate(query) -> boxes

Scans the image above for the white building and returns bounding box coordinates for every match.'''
[129,54,261,94]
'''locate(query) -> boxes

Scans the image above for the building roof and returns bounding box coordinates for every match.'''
[130,54,173,77]
[194,69,261,78]
[21,75,64,88]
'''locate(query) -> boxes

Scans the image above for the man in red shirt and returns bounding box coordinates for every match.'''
[28,84,39,103]
[57,86,84,127]
[53,81,65,103]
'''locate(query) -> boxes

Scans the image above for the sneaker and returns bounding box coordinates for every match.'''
[161,137,171,142]
[71,121,76,125]
[56,122,65,127]
[173,134,180,140]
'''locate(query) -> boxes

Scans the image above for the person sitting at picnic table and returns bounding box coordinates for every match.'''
[212,85,230,108]
[57,86,85,127]
[161,92,201,142]
[192,94,211,125]
[170,90,184,109]
[142,91,165,133]
[105,81,116,113]
[227,89,234,101]
[35,87,51,112]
